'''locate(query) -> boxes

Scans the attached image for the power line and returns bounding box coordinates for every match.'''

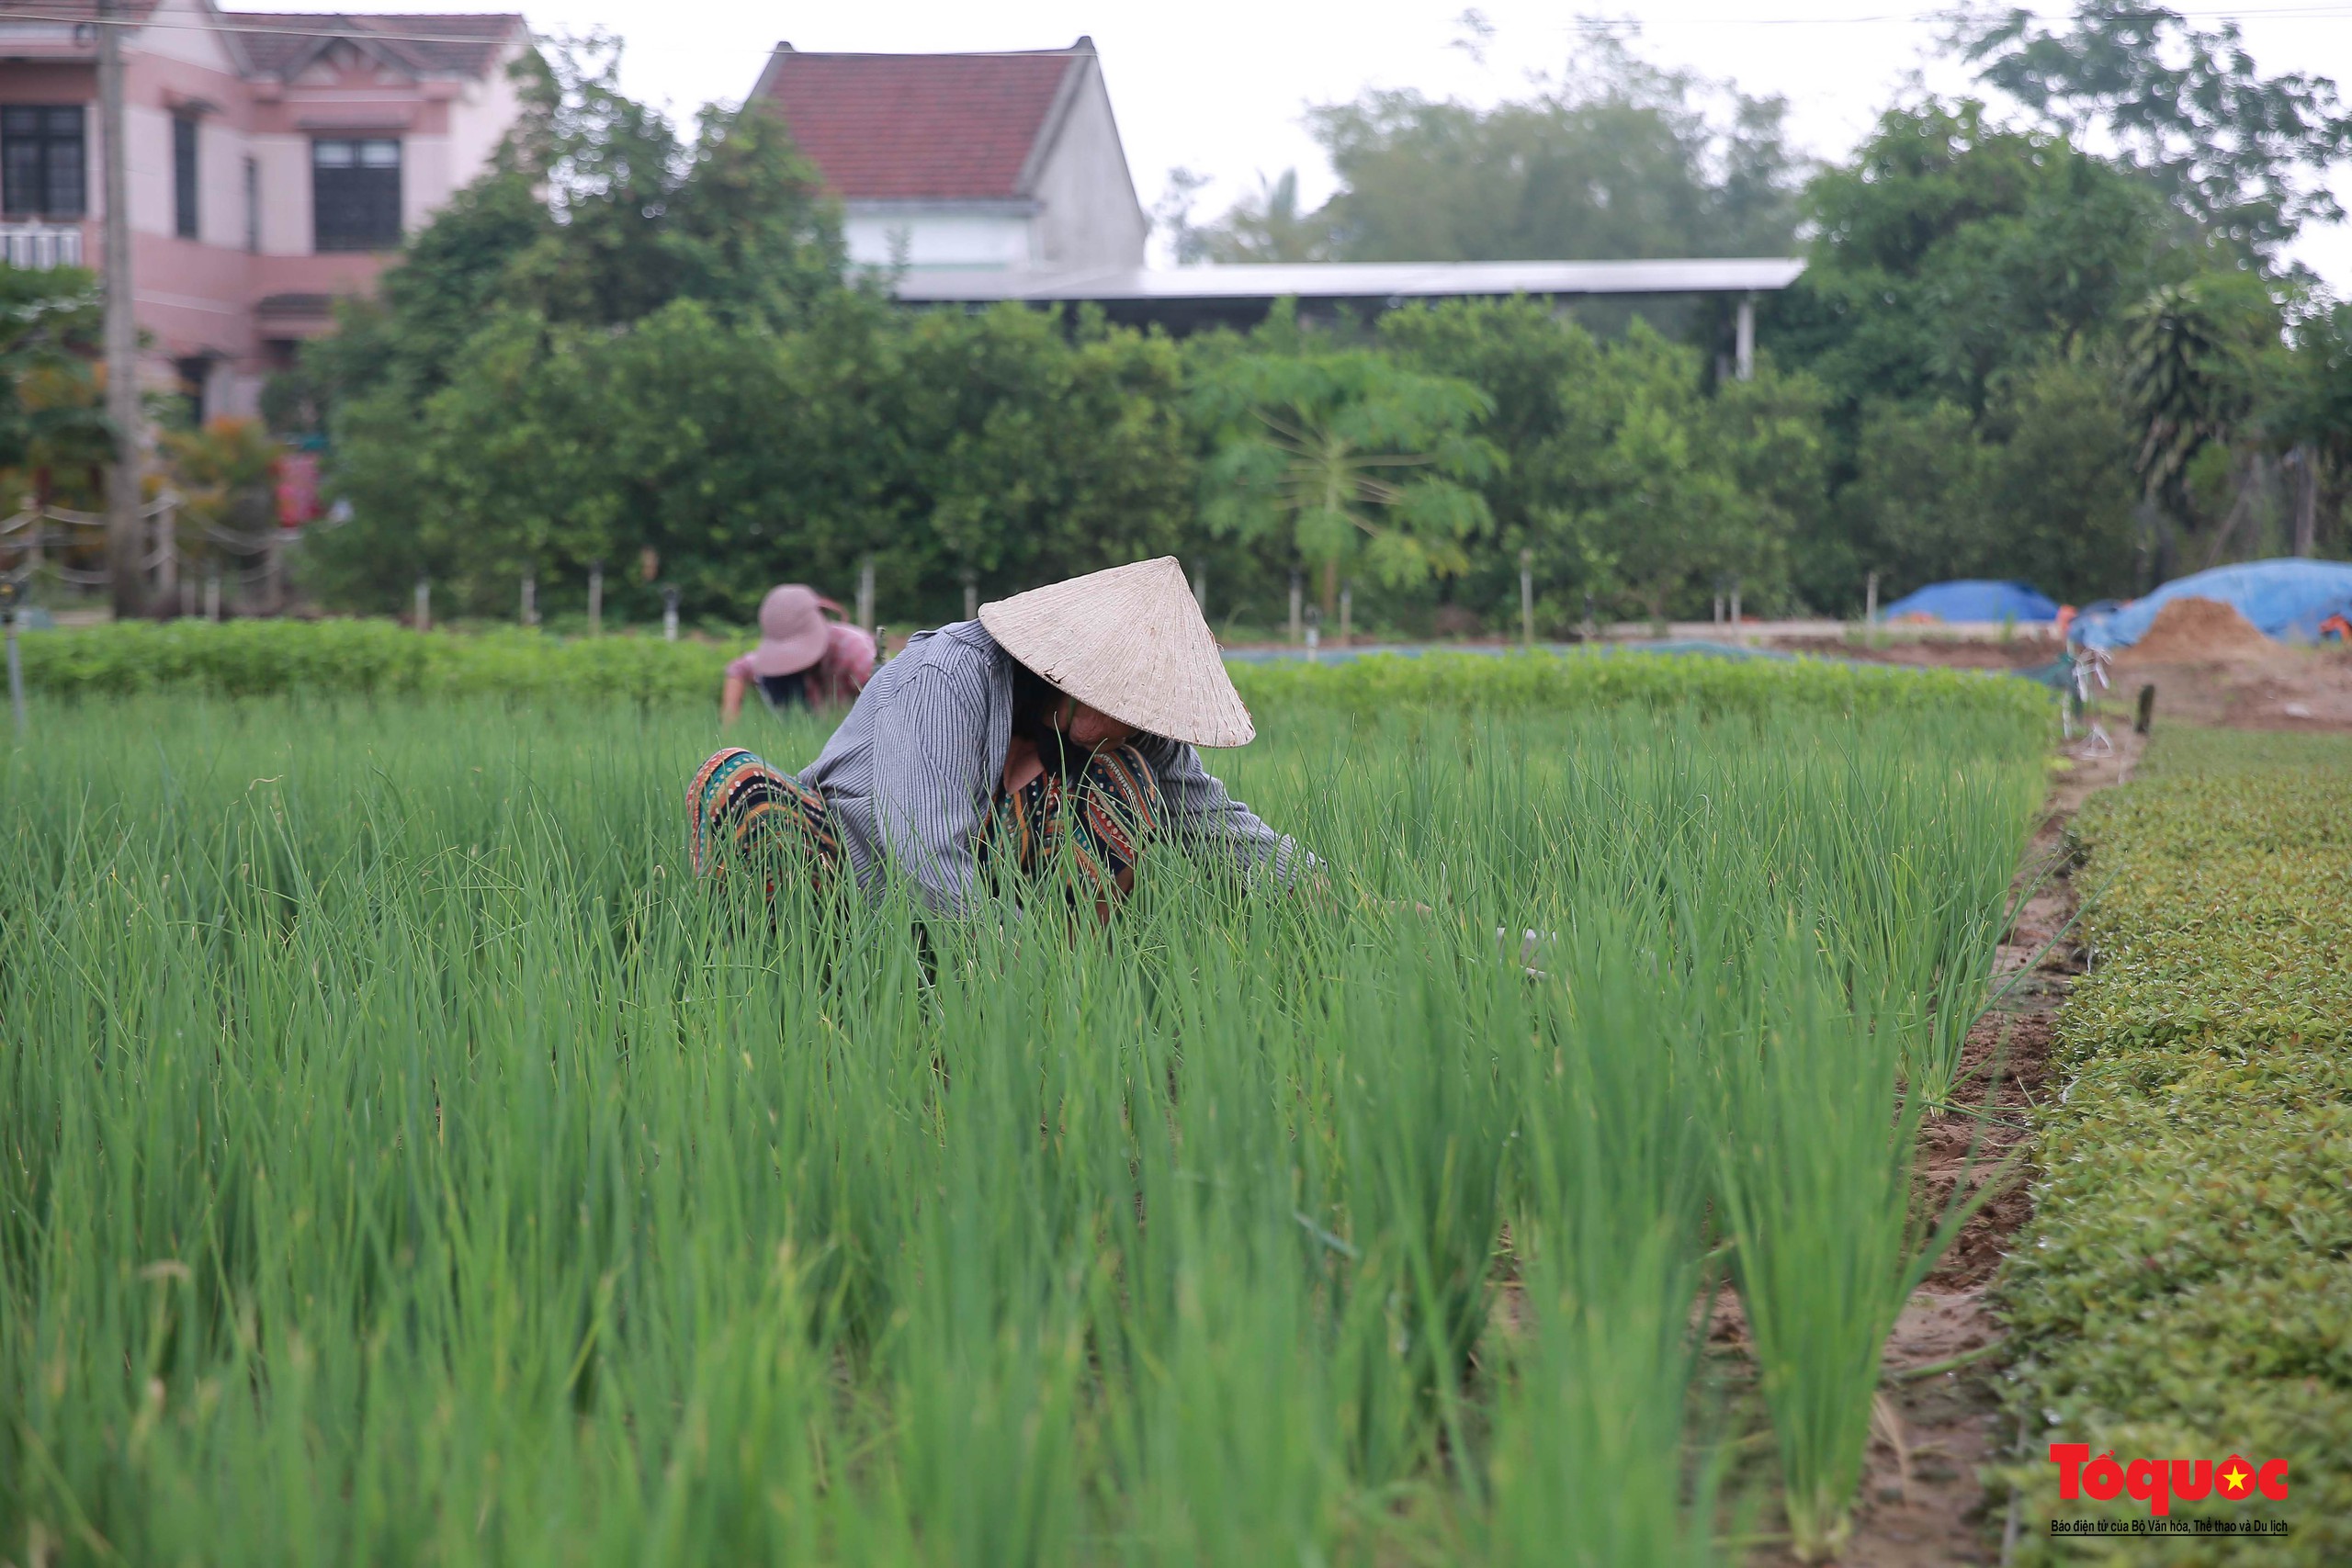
[5,4,2346,52]
[0,8,525,48]
[0,4,2344,57]
[1555,6,2352,28]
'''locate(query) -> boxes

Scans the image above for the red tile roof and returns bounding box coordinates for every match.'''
[752,45,1089,201]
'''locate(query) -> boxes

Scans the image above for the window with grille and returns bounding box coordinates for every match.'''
[174,117,198,238]
[2,106,86,220]
[311,137,400,252]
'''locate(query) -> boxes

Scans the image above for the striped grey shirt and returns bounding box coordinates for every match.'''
[797,619,1315,914]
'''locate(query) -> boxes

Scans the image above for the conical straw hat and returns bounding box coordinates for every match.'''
[979,557,1256,748]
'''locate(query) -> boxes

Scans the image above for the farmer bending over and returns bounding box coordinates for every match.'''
[689,557,1314,914]
[719,584,876,726]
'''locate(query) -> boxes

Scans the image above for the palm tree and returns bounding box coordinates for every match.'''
[1250,407,1453,615]
[2121,279,2266,576]
[1197,171,1333,265]
[1199,350,1499,618]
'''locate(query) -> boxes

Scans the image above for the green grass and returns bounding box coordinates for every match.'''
[13,619,2053,736]
[0,690,2044,1563]
[1996,727,2352,1564]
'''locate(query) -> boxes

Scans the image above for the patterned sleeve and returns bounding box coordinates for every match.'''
[868,660,995,915]
[724,650,757,682]
[1136,736,1319,887]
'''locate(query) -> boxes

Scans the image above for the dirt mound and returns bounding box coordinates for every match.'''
[2120,595,2274,663]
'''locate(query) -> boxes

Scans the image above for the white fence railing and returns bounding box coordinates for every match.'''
[0,223,84,270]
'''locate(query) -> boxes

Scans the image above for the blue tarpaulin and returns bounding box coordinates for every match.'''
[2075,558,2352,649]
[1881,580,2060,623]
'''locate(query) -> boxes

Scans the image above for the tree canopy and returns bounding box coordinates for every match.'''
[1951,2,2352,263]
[1172,36,1804,277]
[248,22,2352,635]
[1193,329,1499,612]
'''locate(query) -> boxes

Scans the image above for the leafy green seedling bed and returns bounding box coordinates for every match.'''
[1997,728,2352,1563]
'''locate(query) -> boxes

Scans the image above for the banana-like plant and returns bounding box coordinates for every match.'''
[1197,345,1501,618]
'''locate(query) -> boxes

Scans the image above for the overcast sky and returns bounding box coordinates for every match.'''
[253,1,2352,288]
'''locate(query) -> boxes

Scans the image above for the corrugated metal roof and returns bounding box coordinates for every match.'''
[893,258,1807,303]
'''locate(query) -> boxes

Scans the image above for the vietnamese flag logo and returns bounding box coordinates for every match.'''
[2051,1445,2289,1517]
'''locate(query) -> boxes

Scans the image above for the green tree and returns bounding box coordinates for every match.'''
[1379,298,1608,620]
[305,285,1205,626]
[2264,304,2352,557]
[889,305,1200,619]
[1775,99,2177,421]
[1182,36,1803,287]
[2120,273,2278,576]
[160,416,281,586]
[299,31,881,621]
[1306,38,1803,265]
[292,34,842,436]
[1182,170,1332,264]
[1559,327,1819,623]
[1825,357,2144,605]
[1378,299,1821,628]
[1769,96,2191,607]
[0,265,107,491]
[1836,400,1992,594]
[1194,341,1498,618]
[1976,356,2142,600]
[1952,3,2352,262]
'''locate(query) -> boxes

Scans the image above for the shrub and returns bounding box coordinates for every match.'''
[1229,649,2052,732]
[21,625,2055,739]
[16,620,727,704]
[1996,728,2352,1563]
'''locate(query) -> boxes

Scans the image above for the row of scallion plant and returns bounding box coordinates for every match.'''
[0,689,2045,1562]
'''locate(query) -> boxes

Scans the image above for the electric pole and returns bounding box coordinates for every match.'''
[98,0,143,619]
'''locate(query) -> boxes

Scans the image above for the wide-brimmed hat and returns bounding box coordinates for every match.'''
[978,557,1255,748]
[746,584,832,677]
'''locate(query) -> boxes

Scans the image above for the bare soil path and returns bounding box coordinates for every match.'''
[1831,729,2140,1568]
[1832,643,2352,1564]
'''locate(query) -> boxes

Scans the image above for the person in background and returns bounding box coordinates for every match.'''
[719,584,876,727]
[689,556,1314,918]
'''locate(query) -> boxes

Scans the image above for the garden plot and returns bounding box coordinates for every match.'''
[1,683,2048,1563]
[1993,728,2352,1565]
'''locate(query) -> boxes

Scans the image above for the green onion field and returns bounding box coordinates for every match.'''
[1,682,2048,1562]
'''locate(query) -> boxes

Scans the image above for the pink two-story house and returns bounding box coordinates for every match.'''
[0,0,526,421]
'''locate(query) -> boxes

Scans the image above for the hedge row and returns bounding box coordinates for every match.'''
[1232,647,2054,728]
[13,620,729,704]
[11,619,2054,729]
[1998,728,2352,1563]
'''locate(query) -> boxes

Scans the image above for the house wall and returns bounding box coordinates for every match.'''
[248,131,310,255]
[445,41,526,197]
[843,202,1035,272]
[1026,64,1145,271]
[0,3,519,421]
